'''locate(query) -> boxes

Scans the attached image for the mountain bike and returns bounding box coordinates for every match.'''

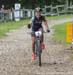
[28,30,50,66]
[34,31,42,66]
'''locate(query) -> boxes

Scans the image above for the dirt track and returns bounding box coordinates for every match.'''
[0,18,73,75]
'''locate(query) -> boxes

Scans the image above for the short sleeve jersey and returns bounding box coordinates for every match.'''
[31,16,46,31]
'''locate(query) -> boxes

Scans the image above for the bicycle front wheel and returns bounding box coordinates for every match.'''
[36,39,42,66]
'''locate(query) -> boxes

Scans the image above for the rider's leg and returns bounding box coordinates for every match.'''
[32,36,35,54]
[41,34,45,49]
[39,28,44,43]
[39,28,45,49]
[41,33,44,43]
[31,36,37,60]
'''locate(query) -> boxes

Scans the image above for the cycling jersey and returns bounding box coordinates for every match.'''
[31,16,46,31]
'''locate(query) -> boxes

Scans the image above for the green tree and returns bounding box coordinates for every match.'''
[0,0,73,9]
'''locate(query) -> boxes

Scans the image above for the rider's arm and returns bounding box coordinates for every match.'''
[44,20,49,30]
[42,16,50,31]
[28,17,34,29]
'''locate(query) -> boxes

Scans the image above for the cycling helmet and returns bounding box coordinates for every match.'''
[35,7,42,12]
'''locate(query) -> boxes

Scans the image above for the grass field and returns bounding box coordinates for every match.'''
[46,14,73,20]
[0,14,73,38]
[52,23,66,44]
[0,19,29,38]
[52,22,72,44]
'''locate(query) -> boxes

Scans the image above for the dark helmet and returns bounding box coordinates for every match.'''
[35,7,42,12]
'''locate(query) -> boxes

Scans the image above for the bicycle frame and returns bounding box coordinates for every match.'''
[35,31,42,66]
[27,31,48,66]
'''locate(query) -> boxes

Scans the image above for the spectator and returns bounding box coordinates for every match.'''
[1,5,5,12]
[1,5,5,21]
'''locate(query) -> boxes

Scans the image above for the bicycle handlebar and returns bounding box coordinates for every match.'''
[27,31,50,34]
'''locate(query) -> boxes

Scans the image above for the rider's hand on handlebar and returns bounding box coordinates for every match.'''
[47,29,50,33]
[27,24,31,29]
